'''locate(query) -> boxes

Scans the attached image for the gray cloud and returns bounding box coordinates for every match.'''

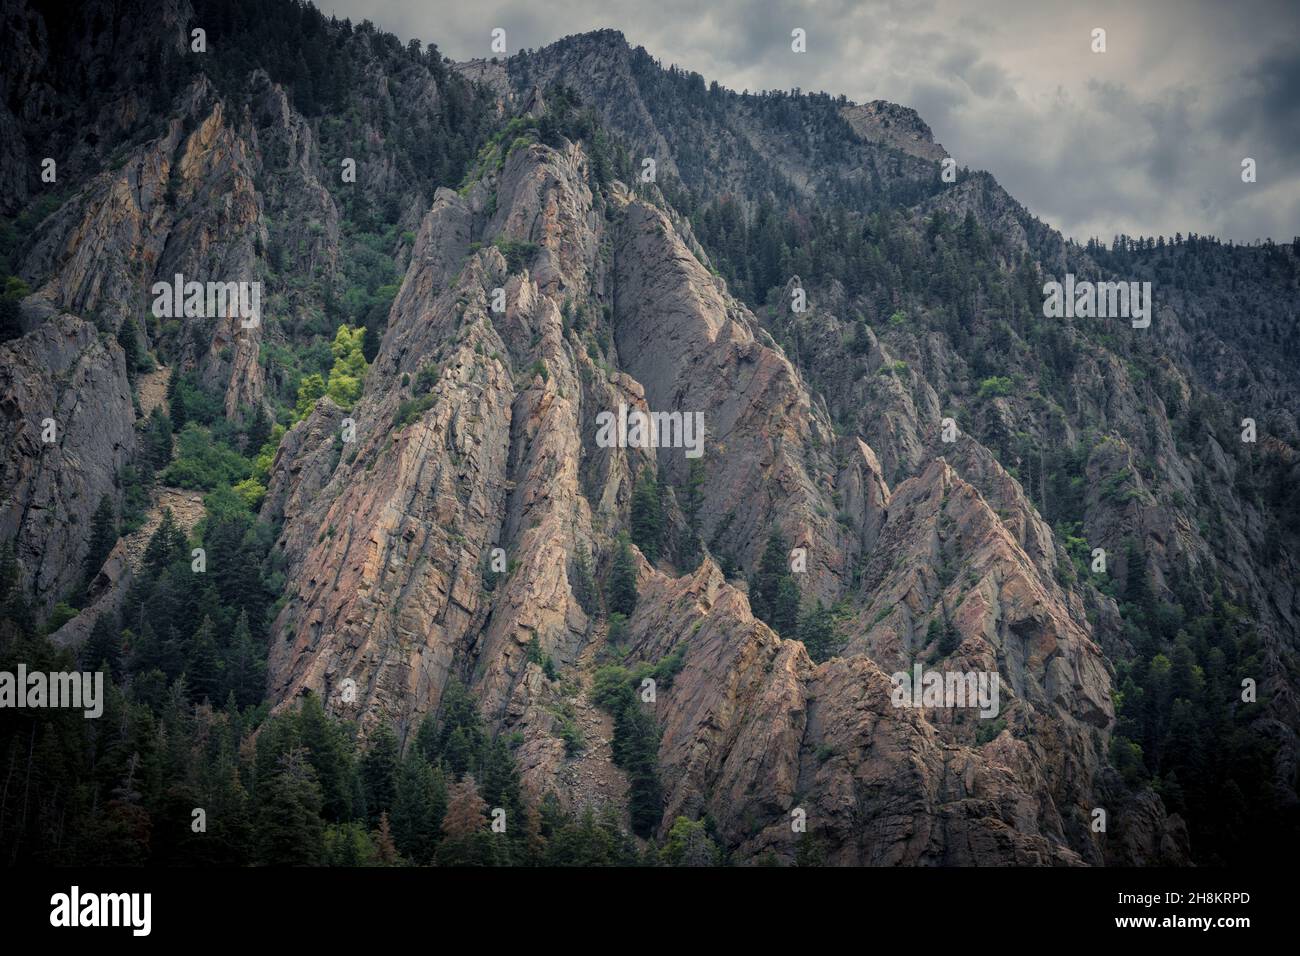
[324,0,1300,242]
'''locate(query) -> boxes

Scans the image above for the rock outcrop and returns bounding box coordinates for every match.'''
[257,130,1140,864]
[0,314,134,613]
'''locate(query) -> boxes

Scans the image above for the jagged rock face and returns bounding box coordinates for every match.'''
[256,131,1147,864]
[20,115,184,332]
[850,460,1111,725]
[615,546,1116,865]
[611,197,865,604]
[840,100,948,163]
[266,271,519,740]
[162,93,267,413]
[452,59,512,113]
[19,77,270,415]
[0,314,134,613]
[268,139,627,748]
[0,0,193,217]
[11,12,447,421]
[3,13,1289,866]
[260,397,345,528]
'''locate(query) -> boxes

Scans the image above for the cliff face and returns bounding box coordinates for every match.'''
[2,7,1294,866]
[256,126,1179,862]
[0,314,134,613]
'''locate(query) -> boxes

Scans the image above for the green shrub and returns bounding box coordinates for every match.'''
[233,476,267,509]
[394,393,436,427]
[415,364,439,393]
[494,238,540,273]
[45,602,78,633]
[162,425,251,490]
[977,376,1014,399]
[974,717,1007,746]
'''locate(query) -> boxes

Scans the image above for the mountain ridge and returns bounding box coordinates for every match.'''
[0,0,1295,867]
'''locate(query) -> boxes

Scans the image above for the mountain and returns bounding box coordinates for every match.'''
[1,0,1297,867]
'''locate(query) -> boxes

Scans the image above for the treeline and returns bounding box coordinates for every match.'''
[0,401,736,865]
[624,42,939,211]
[1092,230,1300,364]
[1022,439,1297,864]
[188,0,496,205]
[0,629,740,865]
[0,612,629,866]
[686,184,1018,320]
[1107,545,1297,864]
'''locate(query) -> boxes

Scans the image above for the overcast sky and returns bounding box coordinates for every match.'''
[324,0,1300,244]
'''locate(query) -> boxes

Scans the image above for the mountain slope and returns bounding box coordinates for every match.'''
[1,2,1295,866]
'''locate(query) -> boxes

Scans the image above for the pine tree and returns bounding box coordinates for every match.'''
[0,286,23,342]
[442,726,475,779]
[372,812,402,865]
[750,530,798,635]
[1124,538,1154,617]
[143,407,173,470]
[295,690,354,821]
[414,712,441,765]
[433,677,486,763]
[116,318,148,375]
[143,509,187,575]
[323,821,377,866]
[771,576,800,637]
[169,373,187,431]
[186,615,222,704]
[83,494,118,586]
[798,602,838,662]
[391,753,444,864]
[675,459,706,570]
[361,725,400,825]
[625,745,663,838]
[255,748,326,866]
[436,775,489,866]
[83,612,122,677]
[0,542,32,634]
[942,616,961,656]
[522,800,547,865]
[224,610,264,710]
[607,538,639,617]
[630,468,665,561]
[245,405,272,455]
[478,736,523,848]
[570,543,598,615]
[592,665,662,838]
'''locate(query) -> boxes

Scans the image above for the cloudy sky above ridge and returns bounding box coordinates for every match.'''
[324,0,1300,244]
